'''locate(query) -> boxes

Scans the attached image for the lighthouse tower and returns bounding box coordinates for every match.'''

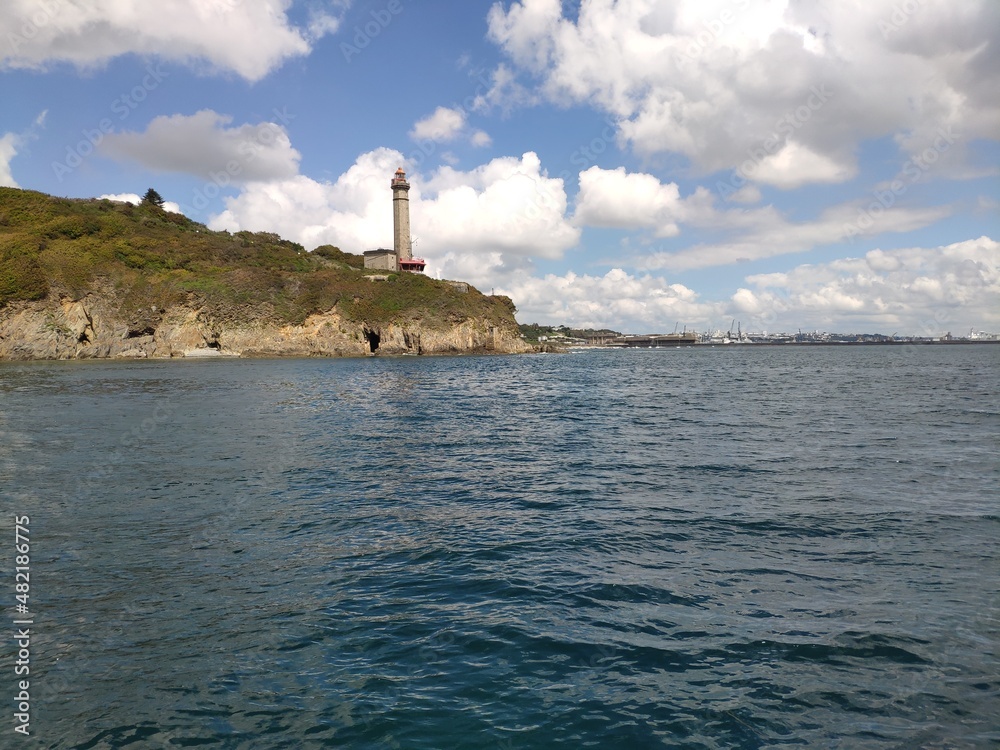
[391,168,425,273]
[392,168,411,261]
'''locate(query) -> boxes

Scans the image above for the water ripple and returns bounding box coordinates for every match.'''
[1,346,997,748]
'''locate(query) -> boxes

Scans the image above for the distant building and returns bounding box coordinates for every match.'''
[363,248,397,271]
[365,168,426,273]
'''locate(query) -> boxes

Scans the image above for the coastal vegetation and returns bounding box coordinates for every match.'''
[0,187,518,331]
[518,323,622,344]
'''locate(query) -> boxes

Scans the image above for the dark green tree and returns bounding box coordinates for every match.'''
[141,188,164,207]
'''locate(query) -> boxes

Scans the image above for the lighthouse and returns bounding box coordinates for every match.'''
[391,168,425,273]
[362,167,426,272]
[392,168,411,261]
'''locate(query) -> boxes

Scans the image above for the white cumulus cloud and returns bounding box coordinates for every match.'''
[99,110,301,183]
[421,152,579,261]
[751,140,856,189]
[732,236,1000,333]
[487,0,1000,184]
[573,166,685,237]
[0,0,337,81]
[410,107,466,143]
[410,107,494,149]
[209,149,580,288]
[637,200,953,272]
[0,111,49,188]
[567,165,955,271]
[470,130,493,148]
[498,268,719,332]
[0,132,20,188]
[501,237,999,336]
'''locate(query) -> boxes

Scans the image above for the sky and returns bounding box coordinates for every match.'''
[1,0,998,336]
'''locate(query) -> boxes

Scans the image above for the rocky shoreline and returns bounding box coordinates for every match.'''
[0,294,533,360]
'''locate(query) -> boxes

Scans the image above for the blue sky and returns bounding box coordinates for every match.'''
[2,0,998,335]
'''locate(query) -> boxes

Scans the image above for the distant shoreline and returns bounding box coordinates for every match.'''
[569,339,1000,349]
[696,340,1000,347]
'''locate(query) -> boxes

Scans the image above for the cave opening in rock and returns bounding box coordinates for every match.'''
[364,329,380,353]
[77,332,90,344]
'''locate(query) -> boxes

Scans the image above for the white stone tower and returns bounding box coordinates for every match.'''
[391,167,412,263]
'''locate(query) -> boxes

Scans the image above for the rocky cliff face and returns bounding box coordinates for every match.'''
[0,294,532,360]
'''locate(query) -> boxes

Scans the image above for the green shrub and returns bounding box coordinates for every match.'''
[314,245,364,269]
[0,246,48,305]
[0,187,519,330]
[45,216,101,240]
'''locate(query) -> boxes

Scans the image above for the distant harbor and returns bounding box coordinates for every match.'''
[523,324,1000,348]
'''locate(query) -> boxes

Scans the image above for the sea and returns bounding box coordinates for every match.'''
[0,345,997,749]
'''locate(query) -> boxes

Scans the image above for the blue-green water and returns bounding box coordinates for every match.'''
[1,346,998,749]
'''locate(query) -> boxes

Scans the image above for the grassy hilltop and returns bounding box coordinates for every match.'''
[0,187,517,331]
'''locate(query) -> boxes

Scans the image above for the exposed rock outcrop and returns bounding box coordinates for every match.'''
[0,293,532,360]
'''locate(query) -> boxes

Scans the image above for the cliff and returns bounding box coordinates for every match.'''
[0,293,529,359]
[0,188,531,359]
